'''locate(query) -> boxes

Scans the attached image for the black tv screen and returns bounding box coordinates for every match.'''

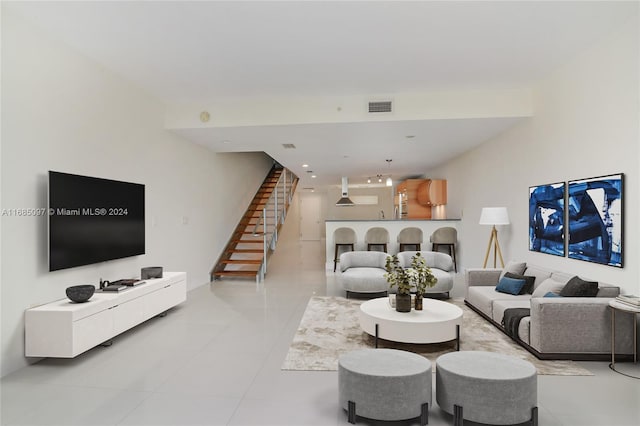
[48,171,145,271]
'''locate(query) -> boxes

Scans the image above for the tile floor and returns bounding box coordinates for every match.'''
[1,221,639,425]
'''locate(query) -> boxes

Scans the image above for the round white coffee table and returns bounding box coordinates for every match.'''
[359,297,463,347]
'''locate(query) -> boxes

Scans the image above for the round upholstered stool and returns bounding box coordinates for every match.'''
[436,351,538,426]
[339,349,431,425]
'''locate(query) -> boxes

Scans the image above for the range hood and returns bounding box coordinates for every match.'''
[335,177,354,206]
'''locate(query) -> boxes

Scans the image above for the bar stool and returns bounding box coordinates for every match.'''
[333,227,357,272]
[397,227,423,252]
[431,227,457,272]
[365,227,389,253]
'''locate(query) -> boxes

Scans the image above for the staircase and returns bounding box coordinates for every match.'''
[210,165,298,282]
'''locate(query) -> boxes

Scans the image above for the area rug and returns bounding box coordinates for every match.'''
[281,296,592,376]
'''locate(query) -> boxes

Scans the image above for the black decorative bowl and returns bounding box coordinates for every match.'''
[66,285,95,303]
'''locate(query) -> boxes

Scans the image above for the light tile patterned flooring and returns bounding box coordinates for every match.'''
[1,220,639,425]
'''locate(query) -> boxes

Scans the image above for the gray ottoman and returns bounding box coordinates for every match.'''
[338,349,431,425]
[436,351,538,426]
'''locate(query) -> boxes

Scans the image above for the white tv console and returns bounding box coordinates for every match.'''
[25,272,187,358]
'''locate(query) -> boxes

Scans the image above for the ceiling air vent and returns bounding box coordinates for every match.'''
[282,143,296,149]
[368,101,392,113]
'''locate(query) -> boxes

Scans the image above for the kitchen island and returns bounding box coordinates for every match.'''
[325,219,461,271]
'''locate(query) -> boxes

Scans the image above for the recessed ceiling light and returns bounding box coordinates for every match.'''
[221,140,231,144]
[302,164,309,168]
[311,175,317,178]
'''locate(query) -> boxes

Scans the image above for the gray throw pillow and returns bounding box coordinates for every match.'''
[531,278,566,298]
[499,261,527,281]
[504,272,536,295]
[559,276,599,297]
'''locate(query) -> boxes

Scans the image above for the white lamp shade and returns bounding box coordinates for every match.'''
[479,207,510,225]
[385,177,392,187]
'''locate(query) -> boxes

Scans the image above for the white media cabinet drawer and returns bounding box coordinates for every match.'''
[25,272,187,358]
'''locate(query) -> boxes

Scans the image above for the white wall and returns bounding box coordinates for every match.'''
[325,186,394,221]
[0,11,273,376]
[428,16,639,294]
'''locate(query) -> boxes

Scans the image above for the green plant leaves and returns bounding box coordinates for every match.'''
[385,252,437,296]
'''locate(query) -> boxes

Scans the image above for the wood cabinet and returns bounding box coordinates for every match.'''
[396,179,447,219]
[25,272,187,358]
[396,179,432,219]
[417,179,447,206]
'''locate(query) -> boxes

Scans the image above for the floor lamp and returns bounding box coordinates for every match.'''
[480,207,510,268]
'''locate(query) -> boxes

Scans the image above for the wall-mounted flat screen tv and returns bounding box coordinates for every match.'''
[48,171,145,271]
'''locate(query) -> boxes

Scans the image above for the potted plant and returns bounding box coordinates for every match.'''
[385,255,413,312]
[386,252,438,312]
[408,252,437,310]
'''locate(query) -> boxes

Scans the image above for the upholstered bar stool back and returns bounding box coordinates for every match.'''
[397,227,423,252]
[430,227,457,272]
[333,227,357,272]
[365,227,390,253]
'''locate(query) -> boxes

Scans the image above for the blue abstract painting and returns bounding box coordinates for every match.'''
[568,174,623,267]
[529,182,565,256]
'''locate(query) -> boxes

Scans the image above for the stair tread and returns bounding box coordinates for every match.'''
[229,249,264,253]
[214,271,260,277]
[220,259,263,264]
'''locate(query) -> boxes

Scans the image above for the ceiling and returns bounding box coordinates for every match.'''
[6,1,635,188]
[173,116,524,188]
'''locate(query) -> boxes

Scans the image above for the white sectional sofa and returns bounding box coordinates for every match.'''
[465,262,635,360]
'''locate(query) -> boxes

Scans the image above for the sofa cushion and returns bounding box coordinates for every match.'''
[496,277,526,295]
[492,299,532,325]
[550,272,573,284]
[499,261,527,280]
[340,267,389,293]
[504,272,536,294]
[467,286,531,320]
[518,317,531,345]
[531,277,566,298]
[524,265,554,290]
[340,251,388,272]
[397,251,453,272]
[596,284,620,298]
[560,276,599,297]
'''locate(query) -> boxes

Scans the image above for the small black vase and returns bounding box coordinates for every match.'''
[396,293,412,312]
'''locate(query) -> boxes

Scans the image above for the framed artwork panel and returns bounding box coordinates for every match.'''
[567,173,623,267]
[529,182,565,256]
